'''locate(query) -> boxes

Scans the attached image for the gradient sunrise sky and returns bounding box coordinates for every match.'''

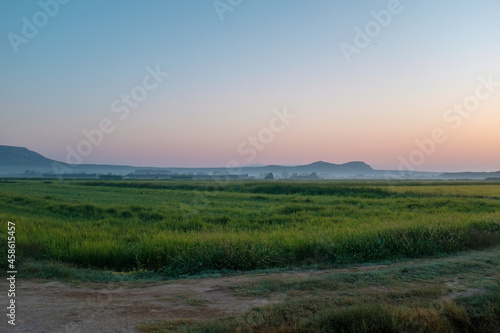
[1,0,499,172]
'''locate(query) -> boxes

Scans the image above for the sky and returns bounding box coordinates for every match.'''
[1,0,500,172]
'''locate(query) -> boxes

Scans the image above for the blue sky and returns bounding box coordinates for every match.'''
[1,0,500,171]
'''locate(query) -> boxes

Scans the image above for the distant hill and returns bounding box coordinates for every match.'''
[0,145,57,173]
[0,145,377,177]
[0,145,138,175]
[238,161,374,176]
[2,145,497,179]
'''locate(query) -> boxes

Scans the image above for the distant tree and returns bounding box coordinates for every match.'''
[281,172,289,179]
[264,173,274,180]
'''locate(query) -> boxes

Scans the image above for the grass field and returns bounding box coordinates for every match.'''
[1,179,499,331]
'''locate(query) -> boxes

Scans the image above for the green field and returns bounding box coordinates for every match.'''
[1,179,500,332]
[1,179,499,277]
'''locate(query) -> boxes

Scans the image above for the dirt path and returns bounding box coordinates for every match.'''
[0,265,390,333]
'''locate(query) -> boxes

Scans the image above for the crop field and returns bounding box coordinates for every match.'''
[1,179,499,277]
[1,179,500,332]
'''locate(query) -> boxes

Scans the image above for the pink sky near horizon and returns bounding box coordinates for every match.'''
[8,98,498,173]
[1,1,500,172]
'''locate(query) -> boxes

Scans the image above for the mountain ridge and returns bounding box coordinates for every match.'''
[0,145,56,167]
[1,145,497,179]
[0,145,373,177]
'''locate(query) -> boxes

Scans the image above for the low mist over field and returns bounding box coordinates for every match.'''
[3,145,500,180]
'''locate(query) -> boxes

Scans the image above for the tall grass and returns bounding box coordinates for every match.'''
[1,180,499,277]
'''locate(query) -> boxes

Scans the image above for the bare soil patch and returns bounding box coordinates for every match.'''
[0,265,389,332]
